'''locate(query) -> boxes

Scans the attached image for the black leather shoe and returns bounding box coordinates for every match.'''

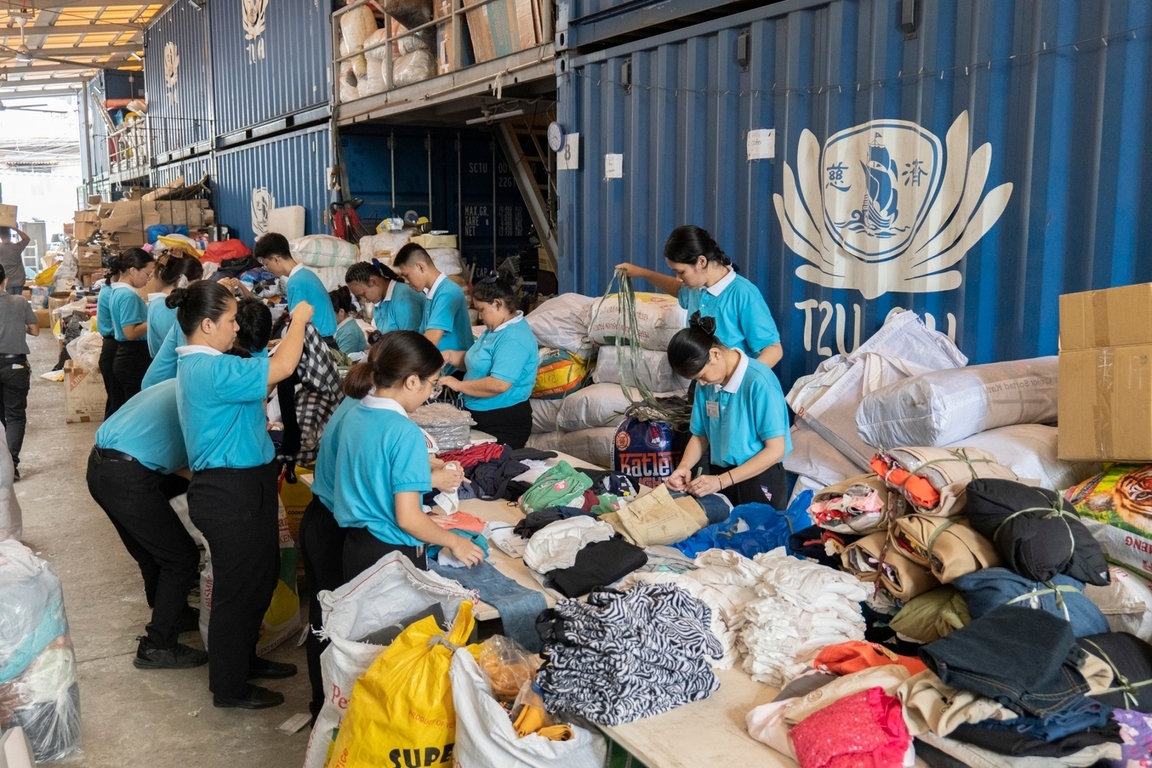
[213,684,285,710]
[248,658,298,680]
[133,639,208,670]
[179,605,200,634]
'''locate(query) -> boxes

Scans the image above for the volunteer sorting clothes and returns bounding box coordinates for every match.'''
[86,380,204,672]
[439,278,538,449]
[96,264,123,416]
[330,330,484,581]
[253,232,338,342]
[328,286,368,355]
[665,315,792,508]
[146,255,203,358]
[343,260,425,334]
[172,281,313,710]
[234,298,272,358]
[107,248,156,412]
[0,263,38,479]
[391,243,473,363]
[616,224,783,368]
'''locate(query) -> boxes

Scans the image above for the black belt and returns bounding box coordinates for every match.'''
[0,354,26,360]
[93,446,138,464]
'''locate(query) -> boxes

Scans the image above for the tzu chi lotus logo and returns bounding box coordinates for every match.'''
[774,111,1012,299]
[163,42,179,103]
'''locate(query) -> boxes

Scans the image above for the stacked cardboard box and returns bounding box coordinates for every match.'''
[1059,282,1152,461]
[460,0,543,64]
[73,210,99,242]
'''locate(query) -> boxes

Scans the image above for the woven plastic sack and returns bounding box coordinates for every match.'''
[593,345,688,393]
[358,231,412,262]
[532,348,588,400]
[526,294,595,353]
[291,235,360,269]
[302,553,474,768]
[340,5,377,52]
[587,292,688,351]
[327,603,477,768]
[427,247,464,276]
[392,49,436,87]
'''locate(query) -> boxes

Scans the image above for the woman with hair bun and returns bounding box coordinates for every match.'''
[616,224,783,368]
[171,281,313,711]
[107,248,156,413]
[333,330,484,581]
[343,259,425,334]
[97,257,124,418]
[148,255,204,358]
[664,313,791,509]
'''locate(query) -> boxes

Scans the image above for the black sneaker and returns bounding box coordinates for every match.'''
[133,638,209,670]
[179,605,200,634]
[213,684,285,710]
[248,658,298,680]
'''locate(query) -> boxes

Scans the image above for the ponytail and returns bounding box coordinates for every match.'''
[156,255,204,288]
[345,259,400,287]
[342,330,442,399]
[664,225,731,268]
[667,312,725,378]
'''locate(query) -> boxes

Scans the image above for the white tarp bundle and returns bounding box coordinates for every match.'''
[592,345,688,393]
[945,424,1099,492]
[856,357,1058,449]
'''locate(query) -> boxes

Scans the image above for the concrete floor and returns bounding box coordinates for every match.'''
[18,332,313,767]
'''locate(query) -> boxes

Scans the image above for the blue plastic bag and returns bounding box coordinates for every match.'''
[147,224,188,243]
[671,490,814,558]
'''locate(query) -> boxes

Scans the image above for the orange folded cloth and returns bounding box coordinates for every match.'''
[814,640,928,677]
[870,455,941,510]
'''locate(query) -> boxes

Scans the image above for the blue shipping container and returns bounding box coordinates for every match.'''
[214,125,333,246]
[144,1,213,155]
[557,0,1152,390]
[151,156,214,192]
[208,0,332,136]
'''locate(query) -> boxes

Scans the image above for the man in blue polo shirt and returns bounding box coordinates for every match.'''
[254,232,338,341]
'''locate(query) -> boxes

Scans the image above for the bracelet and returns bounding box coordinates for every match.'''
[727,471,736,488]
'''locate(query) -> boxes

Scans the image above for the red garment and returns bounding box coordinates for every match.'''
[870,454,940,511]
[439,443,509,470]
[813,641,928,677]
[432,512,487,534]
[790,687,911,768]
[580,489,598,512]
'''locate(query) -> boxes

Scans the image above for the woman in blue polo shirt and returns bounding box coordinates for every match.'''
[107,248,156,413]
[97,262,123,418]
[344,260,426,335]
[87,379,205,671]
[333,331,484,582]
[440,278,537,448]
[147,255,203,358]
[616,225,783,368]
[171,281,313,711]
[665,315,792,509]
[328,286,369,355]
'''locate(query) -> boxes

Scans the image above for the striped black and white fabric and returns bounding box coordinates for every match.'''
[535,582,723,726]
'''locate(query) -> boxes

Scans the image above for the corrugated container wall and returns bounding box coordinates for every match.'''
[557,0,1152,390]
[144,1,213,155]
[214,126,332,245]
[151,156,214,191]
[208,0,332,137]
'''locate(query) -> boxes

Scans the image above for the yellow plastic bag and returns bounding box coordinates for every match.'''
[34,263,59,286]
[327,602,477,768]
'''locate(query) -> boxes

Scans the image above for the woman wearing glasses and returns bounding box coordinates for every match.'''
[343,260,425,335]
[439,278,538,449]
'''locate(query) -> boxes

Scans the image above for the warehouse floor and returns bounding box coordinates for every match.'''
[17,333,312,768]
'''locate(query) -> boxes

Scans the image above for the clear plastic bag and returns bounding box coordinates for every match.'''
[477,635,540,703]
[65,331,102,373]
[412,402,475,451]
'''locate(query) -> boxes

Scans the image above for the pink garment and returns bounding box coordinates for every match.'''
[432,511,487,533]
[790,687,910,768]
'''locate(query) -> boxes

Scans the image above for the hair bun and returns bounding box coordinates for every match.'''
[689,311,717,336]
[165,287,189,310]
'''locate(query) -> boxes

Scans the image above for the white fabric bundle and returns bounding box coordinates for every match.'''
[945,424,1099,492]
[530,399,562,434]
[587,293,687,351]
[592,345,688,393]
[526,294,595,353]
[291,235,360,269]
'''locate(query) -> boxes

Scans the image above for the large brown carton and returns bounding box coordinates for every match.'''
[1059,283,1152,461]
[64,360,106,423]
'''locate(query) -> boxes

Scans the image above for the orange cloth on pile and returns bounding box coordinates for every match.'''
[870,455,941,511]
[814,640,928,677]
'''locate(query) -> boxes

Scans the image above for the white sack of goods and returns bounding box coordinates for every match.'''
[587,293,687,351]
[527,428,619,469]
[392,49,437,87]
[531,399,562,434]
[291,235,360,270]
[426,247,464,276]
[358,28,391,97]
[946,424,1100,493]
[339,5,378,52]
[526,293,595,354]
[856,356,1059,449]
[358,231,412,262]
[784,423,863,489]
[592,345,688,393]
[555,382,681,433]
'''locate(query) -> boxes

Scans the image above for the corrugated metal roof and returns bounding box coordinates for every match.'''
[557,0,1152,390]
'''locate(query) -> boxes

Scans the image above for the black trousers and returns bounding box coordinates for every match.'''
[188,462,280,698]
[712,461,787,510]
[98,336,124,419]
[299,496,346,719]
[469,399,533,449]
[342,526,426,584]
[113,339,151,407]
[0,356,30,466]
[86,448,200,649]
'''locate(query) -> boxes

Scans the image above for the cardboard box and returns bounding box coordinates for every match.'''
[1059,283,1152,461]
[74,221,97,241]
[34,308,50,329]
[48,291,75,313]
[74,210,99,223]
[113,230,146,248]
[0,204,15,229]
[77,247,103,272]
[463,0,537,62]
[412,233,457,249]
[64,360,106,424]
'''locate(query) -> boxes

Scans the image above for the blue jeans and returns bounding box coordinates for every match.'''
[429,560,546,653]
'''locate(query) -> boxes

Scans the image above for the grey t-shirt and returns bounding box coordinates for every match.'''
[0,294,36,355]
[0,241,28,288]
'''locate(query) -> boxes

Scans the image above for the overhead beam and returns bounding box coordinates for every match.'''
[0,44,141,56]
[0,60,105,71]
[0,24,144,35]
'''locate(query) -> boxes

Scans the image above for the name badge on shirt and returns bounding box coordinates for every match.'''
[706,400,720,419]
